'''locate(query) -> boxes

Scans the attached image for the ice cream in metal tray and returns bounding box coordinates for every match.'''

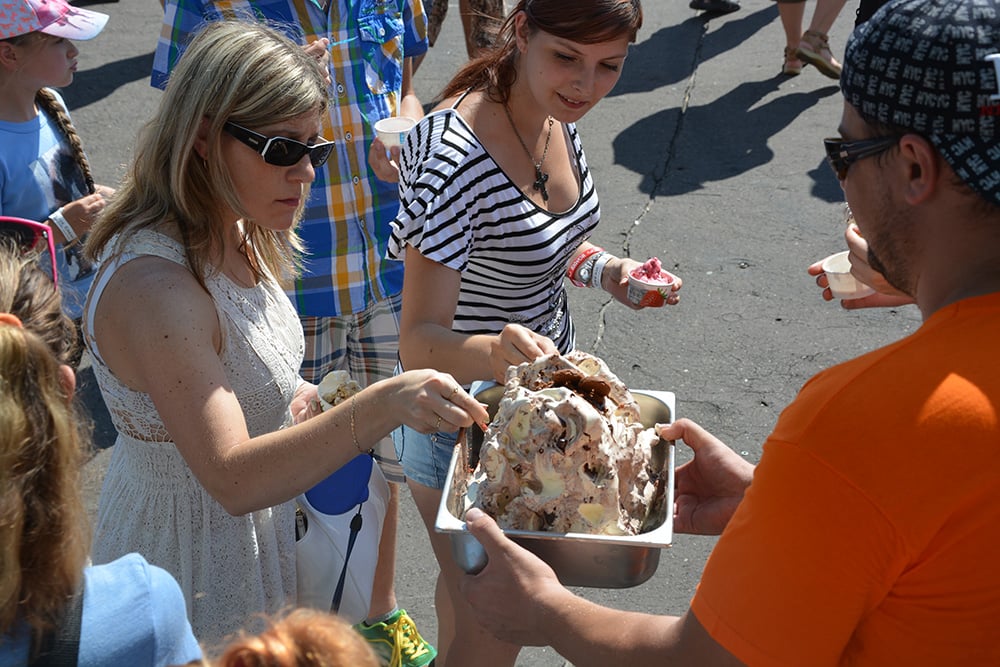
[435,351,675,588]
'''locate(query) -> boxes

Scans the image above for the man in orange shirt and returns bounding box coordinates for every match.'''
[457,0,1000,664]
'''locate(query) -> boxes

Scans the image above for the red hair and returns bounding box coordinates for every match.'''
[213,608,379,667]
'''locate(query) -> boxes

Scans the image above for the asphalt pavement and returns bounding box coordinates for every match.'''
[69,1,922,664]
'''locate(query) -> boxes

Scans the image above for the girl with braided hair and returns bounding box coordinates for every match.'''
[0,0,115,333]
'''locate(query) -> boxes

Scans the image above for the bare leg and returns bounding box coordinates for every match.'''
[414,0,448,75]
[778,1,806,52]
[796,0,848,78]
[366,481,400,617]
[408,479,521,667]
[411,52,426,75]
[806,0,849,35]
[777,1,806,74]
[459,0,506,60]
[458,0,477,59]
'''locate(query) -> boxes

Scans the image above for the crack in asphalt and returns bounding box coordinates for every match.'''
[590,20,710,353]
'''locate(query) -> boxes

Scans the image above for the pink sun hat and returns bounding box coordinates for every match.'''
[0,0,109,41]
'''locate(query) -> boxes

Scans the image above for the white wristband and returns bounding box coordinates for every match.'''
[48,207,77,245]
[590,252,613,289]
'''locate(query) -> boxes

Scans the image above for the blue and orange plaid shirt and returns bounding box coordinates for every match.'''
[153,0,427,317]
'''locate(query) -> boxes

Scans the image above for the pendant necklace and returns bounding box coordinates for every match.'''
[503,104,555,202]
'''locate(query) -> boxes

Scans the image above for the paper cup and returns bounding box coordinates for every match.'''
[821,251,876,300]
[374,116,416,148]
[627,271,676,308]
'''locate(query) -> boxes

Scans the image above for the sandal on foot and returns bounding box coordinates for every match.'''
[782,46,803,76]
[796,30,841,79]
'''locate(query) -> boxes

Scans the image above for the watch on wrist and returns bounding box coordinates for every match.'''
[591,252,613,289]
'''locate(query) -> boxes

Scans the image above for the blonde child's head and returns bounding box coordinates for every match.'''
[0,241,87,641]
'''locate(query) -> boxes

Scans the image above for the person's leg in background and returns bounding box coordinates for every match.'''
[411,0,447,75]
[459,0,507,59]
[415,0,505,74]
[795,0,849,78]
[776,0,806,75]
[301,297,435,667]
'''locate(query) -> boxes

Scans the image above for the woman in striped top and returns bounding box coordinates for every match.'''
[386,1,679,664]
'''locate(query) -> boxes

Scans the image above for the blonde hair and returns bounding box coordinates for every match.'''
[0,243,79,365]
[0,324,88,641]
[212,608,380,667]
[86,19,329,287]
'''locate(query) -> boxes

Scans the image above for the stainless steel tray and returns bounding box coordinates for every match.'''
[435,384,675,588]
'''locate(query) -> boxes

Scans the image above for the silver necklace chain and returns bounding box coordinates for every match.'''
[503,104,555,202]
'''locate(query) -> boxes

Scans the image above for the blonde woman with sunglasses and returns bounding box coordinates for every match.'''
[82,20,487,653]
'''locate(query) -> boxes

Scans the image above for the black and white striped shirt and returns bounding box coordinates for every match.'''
[387,107,601,353]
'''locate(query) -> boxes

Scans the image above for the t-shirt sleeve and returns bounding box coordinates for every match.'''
[81,553,203,666]
[690,439,904,667]
[146,560,204,665]
[387,111,478,272]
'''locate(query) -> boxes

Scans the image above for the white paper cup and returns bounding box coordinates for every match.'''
[374,116,416,148]
[821,251,876,300]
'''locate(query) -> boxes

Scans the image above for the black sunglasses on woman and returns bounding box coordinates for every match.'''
[223,121,335,168]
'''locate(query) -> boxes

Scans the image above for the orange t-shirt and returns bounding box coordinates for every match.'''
[691,293,1000,666]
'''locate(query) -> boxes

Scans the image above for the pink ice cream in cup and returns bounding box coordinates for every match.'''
[627,257,677,307]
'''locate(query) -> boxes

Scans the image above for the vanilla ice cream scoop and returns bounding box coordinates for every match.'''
[471,351,661,535]
[317,370,362,410]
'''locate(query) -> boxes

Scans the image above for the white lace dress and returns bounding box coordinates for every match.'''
[83,229,302,648]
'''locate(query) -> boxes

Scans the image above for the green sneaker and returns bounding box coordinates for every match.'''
[354,609,437,667]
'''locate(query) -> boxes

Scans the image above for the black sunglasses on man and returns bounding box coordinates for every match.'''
[824,135,901,181]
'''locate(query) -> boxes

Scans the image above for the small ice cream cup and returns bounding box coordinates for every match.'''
[374,116,416,148]
[627,271,677,307]
[820,251,876,300]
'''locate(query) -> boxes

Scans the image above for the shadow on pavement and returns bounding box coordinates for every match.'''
[612,5,780,96]
[63,52,155,110]
[613,75,841,197]
[807,159,845,202]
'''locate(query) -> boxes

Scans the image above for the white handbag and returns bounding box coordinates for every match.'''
[295,454,389,624]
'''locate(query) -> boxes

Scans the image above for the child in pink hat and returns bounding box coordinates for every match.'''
[0,0,113,350]
[0,0,108,40]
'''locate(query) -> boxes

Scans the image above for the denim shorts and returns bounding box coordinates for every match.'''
[392,424,458,490]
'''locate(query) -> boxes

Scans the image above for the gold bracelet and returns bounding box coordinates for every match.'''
[350,395,374,455]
